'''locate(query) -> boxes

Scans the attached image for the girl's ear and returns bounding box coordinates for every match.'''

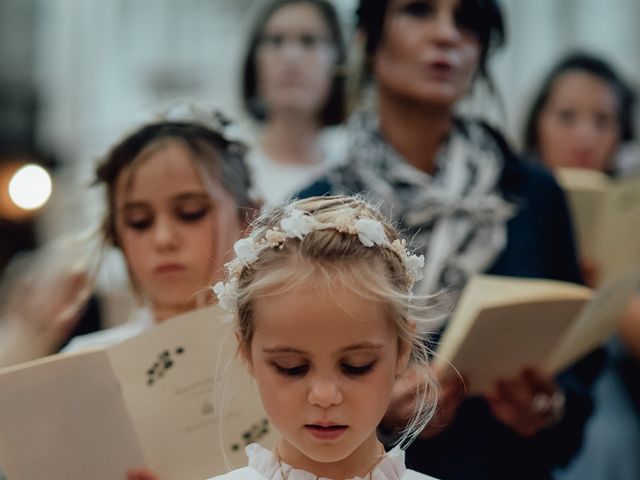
[235,329,255,376]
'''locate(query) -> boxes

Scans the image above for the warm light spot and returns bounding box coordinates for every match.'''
[8,164,52,210]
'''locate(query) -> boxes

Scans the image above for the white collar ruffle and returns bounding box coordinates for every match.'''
[245,443,407,480]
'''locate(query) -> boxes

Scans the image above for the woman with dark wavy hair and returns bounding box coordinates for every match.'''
[299,1,600,478]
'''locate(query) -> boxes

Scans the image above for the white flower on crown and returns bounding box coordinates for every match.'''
[264,228,287,246]
[405,254,425,282]
[213,207,428,312]
[354,218,388,247]
[213,280,237,311]
[234,238,259,264]
[281,209,316,240]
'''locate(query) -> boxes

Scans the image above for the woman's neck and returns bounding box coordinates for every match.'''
[377,88,454,175]
[276,433,384,479]
[260,113,323,166]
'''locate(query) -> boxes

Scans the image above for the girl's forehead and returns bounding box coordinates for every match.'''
[115,142,211,202]
[251,279,396,349]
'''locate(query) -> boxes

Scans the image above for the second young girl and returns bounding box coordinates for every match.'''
[210,195,439,479]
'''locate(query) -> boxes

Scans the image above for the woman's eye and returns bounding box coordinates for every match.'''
[177,205,210,223]
[342,362,376,376]
[273,363,309,377]
[261,33,284,47]
[557,109,577,125]
[124,217,153,231]
[400,1,433,18]
[594,113,615,130]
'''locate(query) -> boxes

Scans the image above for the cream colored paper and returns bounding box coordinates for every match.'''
[434,273,637,395]
[555,167,640,282]
[0,306,277,480]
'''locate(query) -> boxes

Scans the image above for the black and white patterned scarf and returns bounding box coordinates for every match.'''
[327,107,516,299]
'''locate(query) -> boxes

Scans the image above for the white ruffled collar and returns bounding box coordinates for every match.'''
[245,443,407,480]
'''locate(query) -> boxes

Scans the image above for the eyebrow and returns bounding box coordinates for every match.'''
[120,192,209,210]
[262,342,385,354]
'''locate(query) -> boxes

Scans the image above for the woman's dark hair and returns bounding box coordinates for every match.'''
[241,0,347,126]
[524,52,636,151]
[95,122,253,246]
[356,0,505,91]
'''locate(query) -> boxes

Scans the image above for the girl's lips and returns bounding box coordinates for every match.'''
[305,424,348,441]
[154,264,186,274]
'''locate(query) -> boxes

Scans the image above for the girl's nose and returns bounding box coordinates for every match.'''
[308,376,343,408]
[152,216,179,251]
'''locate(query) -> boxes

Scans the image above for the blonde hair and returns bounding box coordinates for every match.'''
[229,195,438,448]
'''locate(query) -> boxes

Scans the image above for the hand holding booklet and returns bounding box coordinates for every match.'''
[0,306,277,480]
[433,271,640,395]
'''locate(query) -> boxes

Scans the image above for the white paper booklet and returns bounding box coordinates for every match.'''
[433,271,639,394]
[0,306,276,480]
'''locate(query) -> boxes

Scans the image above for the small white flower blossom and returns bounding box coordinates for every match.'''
[265,228,287,246]
[406,254,425,282]
[234,238,259,264]
[390,239,408,259]
[354,218,387,247]
[333,212,357,234]
[213,280,237,311]
[281,210,315,240]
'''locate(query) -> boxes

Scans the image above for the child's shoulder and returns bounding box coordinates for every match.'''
[404,469,440,480]
[207,466,266,480]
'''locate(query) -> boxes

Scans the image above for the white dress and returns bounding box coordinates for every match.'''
[62,308,154,352]
[208,443,438,480]
[247,127,347,206]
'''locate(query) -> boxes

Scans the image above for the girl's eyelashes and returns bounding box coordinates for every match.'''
[124,215,153,231]
[271,361,377,378]
[176,204,211,223]
[342,361,376,376]
[273,362,309,377]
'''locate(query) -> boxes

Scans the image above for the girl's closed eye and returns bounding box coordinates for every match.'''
[272,361,310,377]
[342,361,377,377]
[174,196,212,223]
[122,206,154,231]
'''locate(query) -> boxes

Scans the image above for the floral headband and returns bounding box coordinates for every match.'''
[213,207,425,312]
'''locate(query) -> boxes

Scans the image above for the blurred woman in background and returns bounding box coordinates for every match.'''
[241,0,348,205]
[524,52,640,480]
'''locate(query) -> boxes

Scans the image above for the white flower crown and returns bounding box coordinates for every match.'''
[213,207,425,312]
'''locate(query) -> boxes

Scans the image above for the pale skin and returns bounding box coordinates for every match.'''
[241,274,411,479]
[373,0,563,437]
[256,1,337,166]
[0,266,89,367]
[536,71,621,172]
[114,141,240,322]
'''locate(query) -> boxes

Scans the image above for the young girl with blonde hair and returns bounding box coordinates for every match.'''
[209,195,439,480]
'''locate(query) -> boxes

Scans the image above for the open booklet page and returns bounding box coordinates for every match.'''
[0,350,146,479]
[433,272,638,395]
[0,305,277,480]
[555,167,640,282]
